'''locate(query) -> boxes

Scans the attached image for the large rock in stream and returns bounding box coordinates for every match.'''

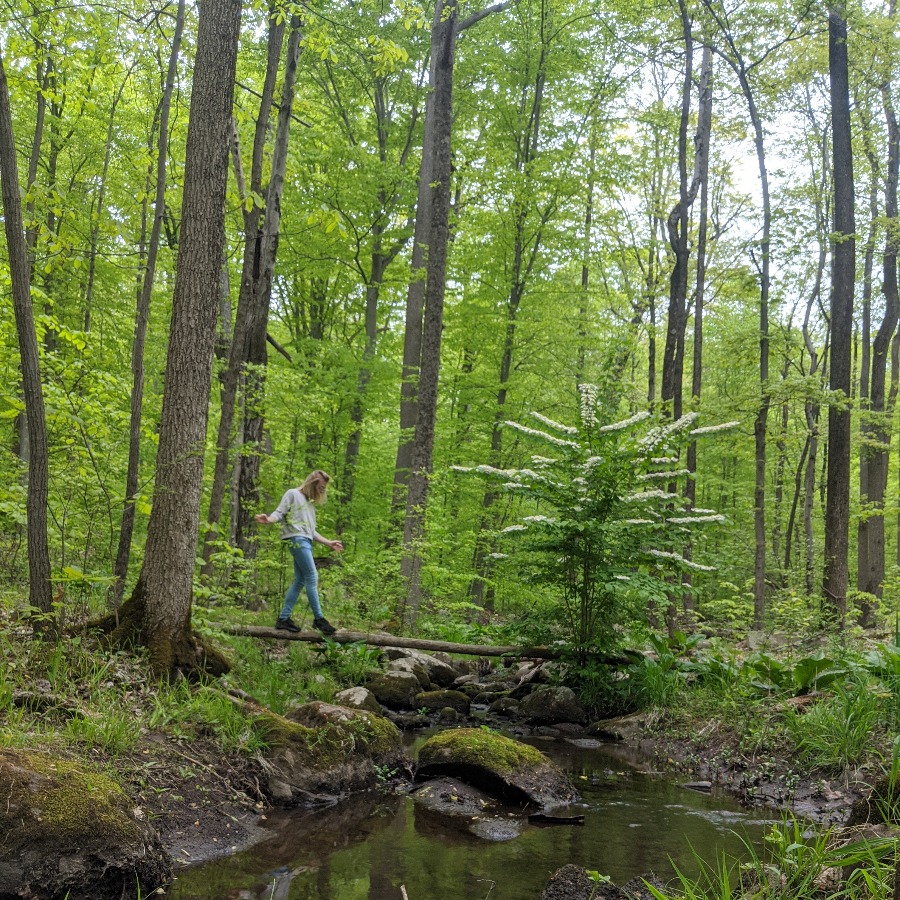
[0,749,170,900]
[416,727,579,809]
[259,702,404,805]
[520,685,587,726]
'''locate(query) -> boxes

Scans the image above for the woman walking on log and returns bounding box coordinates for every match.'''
[255,469,344,634]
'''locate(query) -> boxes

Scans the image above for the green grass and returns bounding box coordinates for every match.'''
[785,678,880,773]
[645,818,898,899]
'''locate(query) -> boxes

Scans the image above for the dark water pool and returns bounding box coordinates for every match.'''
[166,736,775,900]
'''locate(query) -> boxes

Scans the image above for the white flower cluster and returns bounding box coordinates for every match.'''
[626,489,679,502]
[500,524,528,534]
[667,514,726,524]
[647,548,715,572]
[579,383,600,426]
[523,515,556,524]
[614,574,632,581]
[487,552,509,559]
[689,421,740,436]
[597,410,651,433]
[639,412,699,449]
[636,469,690,481]
[530,411,578,435]
[583,456,604,470]
[622,518,656,525]
[531,455,559,466]
[650,457,680,464]
[504,420,580,449]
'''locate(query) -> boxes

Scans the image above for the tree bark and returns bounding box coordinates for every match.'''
[201,10,286,572]
[471,12,552,608]
[856,121,879,611]
[0,50,53,622]
[822,5,856,625]
[397,0,458,629]
[119,0,243,677]
[234,18,303,559]
[861,81,900,614]
[682,46,712,611]
[111,0,185,607]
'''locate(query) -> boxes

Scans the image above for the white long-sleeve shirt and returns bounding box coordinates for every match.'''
[267,489,321,541]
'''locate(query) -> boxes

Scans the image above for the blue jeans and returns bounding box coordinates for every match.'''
[279,537,322,620]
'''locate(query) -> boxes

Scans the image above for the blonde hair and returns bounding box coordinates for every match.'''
[299,469,330,504]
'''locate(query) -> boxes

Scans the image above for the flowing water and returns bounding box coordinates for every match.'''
[167,735,776,900]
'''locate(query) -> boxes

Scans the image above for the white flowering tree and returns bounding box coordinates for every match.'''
[453,384,736,652]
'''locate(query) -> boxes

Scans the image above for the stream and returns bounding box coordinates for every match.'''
[166,734,776,900]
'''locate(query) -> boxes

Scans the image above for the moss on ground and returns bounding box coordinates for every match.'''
[0,749,143,852]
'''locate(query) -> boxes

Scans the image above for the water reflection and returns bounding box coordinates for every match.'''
[167,740,776,900]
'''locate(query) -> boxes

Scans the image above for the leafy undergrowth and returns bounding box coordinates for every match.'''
[605,627,900,840]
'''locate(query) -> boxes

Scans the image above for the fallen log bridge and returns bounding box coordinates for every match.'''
[212,624,630,664]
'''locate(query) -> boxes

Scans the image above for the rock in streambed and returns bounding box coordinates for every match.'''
[416,727,579,809]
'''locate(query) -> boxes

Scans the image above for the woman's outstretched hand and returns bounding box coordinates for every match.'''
[255,514,270,524]
[330,540,344,552]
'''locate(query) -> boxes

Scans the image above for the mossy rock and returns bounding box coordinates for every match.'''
[367,670,421,709]
[414,690,471,714]
[519,686,587,725]
[0,749,170,900]
[258,702,405,805]
[416,727,579,809]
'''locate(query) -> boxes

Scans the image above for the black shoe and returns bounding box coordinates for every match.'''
[275,617,301,633]
[313,616,337,635]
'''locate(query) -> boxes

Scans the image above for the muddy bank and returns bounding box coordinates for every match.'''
[591,711,863,826]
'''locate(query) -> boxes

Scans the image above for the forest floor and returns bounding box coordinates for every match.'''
[77,730,270,867]
[5,618,879,872]
[112,701,868,872]
[107,707,866,874]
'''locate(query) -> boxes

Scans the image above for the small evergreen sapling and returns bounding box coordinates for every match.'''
[453,384,735,652]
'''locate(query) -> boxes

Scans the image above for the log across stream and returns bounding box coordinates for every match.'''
[212,623,631,663]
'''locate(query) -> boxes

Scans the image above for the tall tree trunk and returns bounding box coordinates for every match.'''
[391,83,435,515]
[661,0,695,424]
[771,356,791,584]
[397,0,458,630]
[701,0,773,628]
[856,125,879,610]
[470,17,551,609]
[111,0,185,607]
[822,5,856,625]
[201,11,286,572]
[116,0,243,677]
[14,52,50,472]
[84,68,131,332]
[234,19,303,559]
[682,46,712,613]
[0,50,53,623]
[861,81,900,615]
